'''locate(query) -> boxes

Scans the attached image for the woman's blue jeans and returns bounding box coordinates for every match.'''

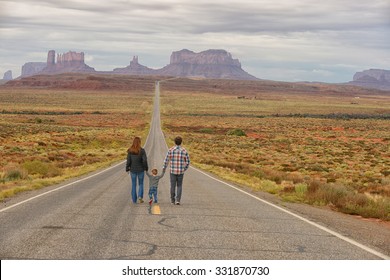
[130,171,144,203]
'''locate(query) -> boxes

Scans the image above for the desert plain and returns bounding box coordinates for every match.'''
[1,74,389,222]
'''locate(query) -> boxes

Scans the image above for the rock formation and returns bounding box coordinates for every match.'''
[3,70,12,80]
[56,51,84,66]
[169,49,241,66]
[41,50,95,74]
[16,48,258,80]
[157,49,257,80]
[349,69,390,91]
[113,56,156,75]
[47,50,56,66]
[113,49,257,80]
[21,62,47,77]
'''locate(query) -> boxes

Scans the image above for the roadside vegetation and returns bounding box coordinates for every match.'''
[160,89,390,221]
[0,88,152,201]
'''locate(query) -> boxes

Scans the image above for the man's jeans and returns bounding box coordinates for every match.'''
[170,173,184,203]
[130,171,144,203]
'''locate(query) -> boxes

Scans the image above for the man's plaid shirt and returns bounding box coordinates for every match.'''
[163,145,190,175]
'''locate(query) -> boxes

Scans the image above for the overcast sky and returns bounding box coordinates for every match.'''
[1,0,389,82]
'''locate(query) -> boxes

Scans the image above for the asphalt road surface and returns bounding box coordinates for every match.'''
[0,81,388,260]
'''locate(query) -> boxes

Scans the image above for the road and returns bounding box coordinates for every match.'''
[0,81,388,260]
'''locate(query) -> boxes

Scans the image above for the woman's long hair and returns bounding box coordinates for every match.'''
[128,137,141,154]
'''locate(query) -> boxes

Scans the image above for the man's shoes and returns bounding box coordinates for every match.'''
[175,201,180,205]
[171,201,175,205]
[139,198,144,203]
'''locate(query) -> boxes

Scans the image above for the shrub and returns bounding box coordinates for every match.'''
[23,160,62,178]
[4,167,28,181]
[199,128,214,134]
[345,197,390,220]
[263,168,284,184]
[281,181,295,193]
[23,160,48,176]
[307,179,323,194]
[295,183,308,195]
[252,169,264,179]
[260,180,282,194]
[314,183,351,208]
[308,164,329,172]
[227,128,246,136]
[6,170,24,180]
[286,172,304,183]
[380,169,390,177]
[348,193,369,208]
[2,165,28,181]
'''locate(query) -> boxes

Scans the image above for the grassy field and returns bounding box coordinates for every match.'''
[160,80,390,220]
[0,87,153,200]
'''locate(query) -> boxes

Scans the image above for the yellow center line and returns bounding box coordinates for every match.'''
[151,204,161,215]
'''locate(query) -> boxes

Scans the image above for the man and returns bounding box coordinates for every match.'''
[163,136,190,205]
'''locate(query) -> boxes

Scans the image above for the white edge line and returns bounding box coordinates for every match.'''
[190,166,390,260]
[0,161,125,213]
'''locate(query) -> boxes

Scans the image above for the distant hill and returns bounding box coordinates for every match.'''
[2,70,12,80]
[42,50,95,74]
[18,50,95,78]
[113,49,257,80]
[21,62,46,77]
[156,49,257,80]
[17,49,257,81]
[349,69,390,91]
[3,73,158,91]
[113,56,156,75]
[4,73,389,99]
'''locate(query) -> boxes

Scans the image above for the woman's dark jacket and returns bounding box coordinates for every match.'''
[126,148,148,173]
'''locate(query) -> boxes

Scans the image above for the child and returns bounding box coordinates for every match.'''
[146,168,165,205]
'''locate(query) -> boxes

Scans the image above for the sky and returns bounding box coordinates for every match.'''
[1,0,389,82]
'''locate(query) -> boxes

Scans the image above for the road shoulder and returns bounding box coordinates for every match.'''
[242,184,390,257]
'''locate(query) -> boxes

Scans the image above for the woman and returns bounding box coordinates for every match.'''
[126,136,148,203]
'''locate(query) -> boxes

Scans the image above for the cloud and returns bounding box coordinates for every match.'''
[1,0,389,82]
